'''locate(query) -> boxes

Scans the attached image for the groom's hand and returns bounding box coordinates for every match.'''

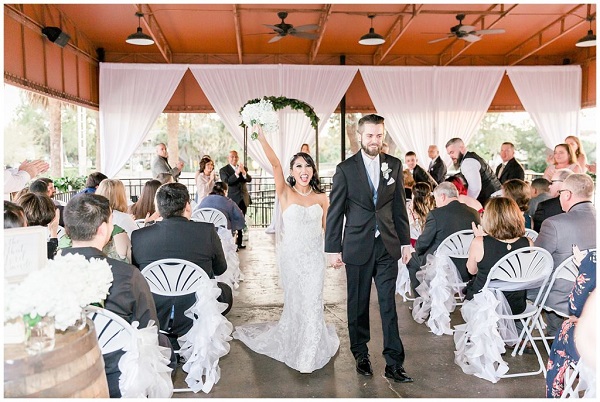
[327,253,344,269]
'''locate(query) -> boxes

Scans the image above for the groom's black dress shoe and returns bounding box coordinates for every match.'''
[384,365,414,383]
[356,356,373,376]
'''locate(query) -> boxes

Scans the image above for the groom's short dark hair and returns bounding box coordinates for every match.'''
[358,114,384,132]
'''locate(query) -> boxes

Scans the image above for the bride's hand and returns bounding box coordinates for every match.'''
[255,124,265,140]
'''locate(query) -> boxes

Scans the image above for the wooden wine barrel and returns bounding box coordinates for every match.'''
[4,319,109,398]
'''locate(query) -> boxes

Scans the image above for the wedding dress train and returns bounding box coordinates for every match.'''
[233,204,339,373]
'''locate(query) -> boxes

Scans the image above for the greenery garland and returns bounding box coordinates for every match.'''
[239,96,319,130]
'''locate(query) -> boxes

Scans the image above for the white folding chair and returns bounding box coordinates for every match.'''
[56,225,66,241]
[524,228,538,242]
[190,207,228,229]
[485,247,553,378]
[141,258,232,393]
[85,306,174,398]
[134,219,146,229]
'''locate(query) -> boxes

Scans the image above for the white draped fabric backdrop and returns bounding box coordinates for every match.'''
[99,63,582,180]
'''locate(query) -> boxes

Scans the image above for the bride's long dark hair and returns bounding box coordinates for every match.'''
[286,152,325,194]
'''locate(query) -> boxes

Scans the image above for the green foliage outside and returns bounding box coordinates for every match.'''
[52,175,86,192]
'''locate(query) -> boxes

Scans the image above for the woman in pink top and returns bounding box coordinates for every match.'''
[542,143,582,181]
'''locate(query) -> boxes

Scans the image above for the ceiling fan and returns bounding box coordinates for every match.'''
[263,11,319,43]
[428,13,505,44]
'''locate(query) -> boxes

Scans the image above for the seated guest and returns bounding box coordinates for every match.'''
[96,179,138,238]
[532,168,572,231]
[405,151,437,189]
[61,193,173,398]
[546,251,596,398]
[502,179,532,229]
[131,183,233,343]
[465,197,533,314]
[76,172,108,195]
[542,143,582,181]
[128,179,161,221]
[4,200,27,228]
[445,174,483,214]
[15,192,59,259]
[156,172,174,185]
[198,182,245,232]
[406,182,481,294]
[403,168,415,200]
[29,178,64,226]
[528,178,552,218]
[408,182,435,244]
[533,173,596,337]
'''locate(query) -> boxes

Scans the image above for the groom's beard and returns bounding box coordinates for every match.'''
[361,141,381,157]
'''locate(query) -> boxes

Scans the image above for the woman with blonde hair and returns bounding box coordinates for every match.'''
[95,179,136,262]
[465,197,533,315]
[542,143,582,180]
[564,135,588,173]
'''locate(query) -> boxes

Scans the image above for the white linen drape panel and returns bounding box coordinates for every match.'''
[189,65,358,175]
[359,67,436,164]
[506,66,581,149]
[434,67,505,154]
[359,66,504,165]
[99,63,189,177]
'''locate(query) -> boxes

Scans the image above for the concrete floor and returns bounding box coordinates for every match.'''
[173,228,548,398]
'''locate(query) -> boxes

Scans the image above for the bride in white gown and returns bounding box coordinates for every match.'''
[233,127,339,373]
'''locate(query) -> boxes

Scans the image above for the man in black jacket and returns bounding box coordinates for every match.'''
[532,168,573,231]
[405,151,437,189]
[131,183,232,340]
[427,145,447,184]
[61,193,173,398]
[495,142,525,183]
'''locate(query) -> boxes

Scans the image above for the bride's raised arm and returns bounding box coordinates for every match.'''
[256,125,287,200]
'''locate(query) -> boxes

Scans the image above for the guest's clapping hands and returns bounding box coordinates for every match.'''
[145,211,162,224]
[176,160,185,170]
[49,208,60,238]
[471,221,486,237]
[19,159,49,178]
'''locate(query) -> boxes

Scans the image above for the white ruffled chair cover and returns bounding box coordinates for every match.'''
[214,227,244,294]
[395,261,412,302]
[412,254,464,335]
[118,320,174,398]
[177,278,234,393]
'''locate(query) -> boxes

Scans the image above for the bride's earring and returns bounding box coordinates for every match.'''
[287,174,296,187]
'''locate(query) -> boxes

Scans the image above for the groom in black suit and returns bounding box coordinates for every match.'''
[325,114,413,383]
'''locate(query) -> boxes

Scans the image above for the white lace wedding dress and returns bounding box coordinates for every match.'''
[233,203,339,373]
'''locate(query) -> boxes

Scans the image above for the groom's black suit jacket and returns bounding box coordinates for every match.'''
[325,152,410,265]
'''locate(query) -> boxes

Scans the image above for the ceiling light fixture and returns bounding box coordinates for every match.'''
[576,15,596,47]
[126,12,154,46]
[359,15,385,46]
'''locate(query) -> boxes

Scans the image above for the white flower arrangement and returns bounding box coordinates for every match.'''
[381,162,392,180]
[4,253,113,331]
[240,98,279,140]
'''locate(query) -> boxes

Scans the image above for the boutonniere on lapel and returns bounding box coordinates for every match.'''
[381,162,392,180]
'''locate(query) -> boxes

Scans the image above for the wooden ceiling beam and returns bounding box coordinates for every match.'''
[232,4,243,64]
[309,4,332,64]
[505,4,589,66]
[440,4,518,66]
[373,4,423,66]
[135,4,172,63]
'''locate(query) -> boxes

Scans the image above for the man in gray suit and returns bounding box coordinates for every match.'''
[151,143,184,181]
[533,173,596,336]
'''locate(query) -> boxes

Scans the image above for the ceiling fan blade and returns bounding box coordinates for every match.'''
[289,31,319,40]
[428,36,452,44]
[473,29,505,35]
[462,34,481,43]
[263,24,284,33]
[268,35,284,43]
[457,25,476,33]
[292,24,319,32]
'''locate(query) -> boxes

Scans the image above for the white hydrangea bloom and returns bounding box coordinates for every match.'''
[240,99,279,139]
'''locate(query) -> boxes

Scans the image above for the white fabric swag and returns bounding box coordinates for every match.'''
[99,63,189,177]
[359,66,504,165]
[506,66,581,149]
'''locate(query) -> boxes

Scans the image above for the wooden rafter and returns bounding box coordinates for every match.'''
[440,4,518,66]
[505,4,588,66]
[232,4,243,64]
[373,4,423,65]
[309,4,332,64]
[135,4,172,63]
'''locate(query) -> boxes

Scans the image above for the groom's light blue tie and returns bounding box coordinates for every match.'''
[366,161,380,237]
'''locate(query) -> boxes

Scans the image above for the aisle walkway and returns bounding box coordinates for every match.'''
[173,229,547,398]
